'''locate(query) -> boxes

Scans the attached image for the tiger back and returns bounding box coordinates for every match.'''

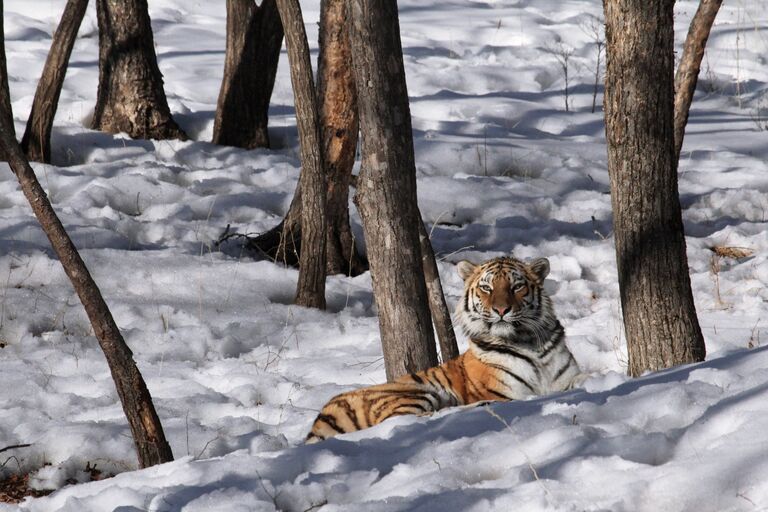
[306,255,583,444]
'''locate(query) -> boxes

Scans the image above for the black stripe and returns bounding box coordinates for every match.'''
[306,433,324,442]
[409,373,425,384]
[553,357,575,381]
[464,292,470,312]
[336,399,361,430]
[487,388,512,400]
[473,339,537,367]
[487,363,535,393]
[439,367,456,393]
[540,327,565,358]
[317,414,345,434]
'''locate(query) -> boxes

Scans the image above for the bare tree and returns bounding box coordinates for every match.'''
[246,0,366,277]
[213,0,283,149]
[317,0,366,276]
[581,15,605,114]
[0,3,12,162]
[92,0,186,140]
[418,218,459,361]
[674,0,723,161]
[0,10,172,467]
[603,0,706,377]
[348,0,438,380]
[275,0,327,309]
[21,0,89,163]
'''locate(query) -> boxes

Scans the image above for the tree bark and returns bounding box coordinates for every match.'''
[348,0,438,381]
[603,0,706,377]
[275,0,327,310]
[673,0,722,161]
[0,32,172,468]
[317,0,365,276]
[213,0,283,149]
[418,217,459,361]
[21,0,89,163]
[0,3,13,162]
[92,0,187,141]
[246,0,366,277]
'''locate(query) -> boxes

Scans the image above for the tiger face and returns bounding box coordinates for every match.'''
[455,256,552,341]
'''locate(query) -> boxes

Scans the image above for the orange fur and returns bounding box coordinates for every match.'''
[306,255,581,443]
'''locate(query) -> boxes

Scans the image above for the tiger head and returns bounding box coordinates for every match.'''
[454,256,555,343]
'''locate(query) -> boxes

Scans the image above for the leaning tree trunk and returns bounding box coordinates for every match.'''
[275,0,328,309]
[0,30,172,468]
[417,217,459,361]
[673,0,723,162]
[603,0,706,377]
[348,0,438,381]
[213,0,283,149]
[0,3,13,162]
[92,0,187,140]
[21,0,89,163]
[317,0,365,276]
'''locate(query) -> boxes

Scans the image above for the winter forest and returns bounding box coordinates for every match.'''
[1,0,768,510]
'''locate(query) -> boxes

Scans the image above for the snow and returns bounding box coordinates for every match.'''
[1,0,768,510]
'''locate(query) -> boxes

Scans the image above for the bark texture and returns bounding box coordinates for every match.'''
[0,3,13,162]
[92,0,187,140]
[0,55,172,468]
[603,0,706,377]
[418,217,459,361]
[348,0,438,381]
[673,0,722,161]
[246,0,366,277]
[317,0,365,276]
[213,0,283,149]
[275,0,328,309]
[21,0,88,163]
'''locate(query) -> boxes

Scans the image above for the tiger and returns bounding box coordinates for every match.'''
[305,255,583,443]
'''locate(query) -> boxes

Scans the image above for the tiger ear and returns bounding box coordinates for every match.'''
[456,260,477,281]
[529,258,550,282]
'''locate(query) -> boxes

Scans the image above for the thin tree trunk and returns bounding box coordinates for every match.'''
[0,3,13,162]
[318,0,365,276]
[92,0,187,141]
[21,0,89,163]
[213,0,283,149]
[348,0,438,381]
[417,217,459,361]
[674,0,722,161]
[603,0,706,377]
[0,31,172,468]
[275,0,327,309]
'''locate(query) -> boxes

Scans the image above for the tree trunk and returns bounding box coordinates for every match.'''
[673,0,722,161]
[317,0,365,276]
[275,0,327,310]
[21,0,89,163]
[0,29,172,468]
[92,0,187,141]
[246,0,366,277]
[417,217,459,362]
[0,3,13,162]
[603,0,706,377]
[213,0,283,149]
[348,0,438,381]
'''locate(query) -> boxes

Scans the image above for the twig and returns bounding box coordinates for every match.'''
[0,444,31,454]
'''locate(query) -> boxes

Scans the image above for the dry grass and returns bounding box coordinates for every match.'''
[709,245,754,259]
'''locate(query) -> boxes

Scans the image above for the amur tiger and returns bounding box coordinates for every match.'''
[305,255,583,443]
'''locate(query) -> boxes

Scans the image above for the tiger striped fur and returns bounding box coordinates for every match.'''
[305,255,583,443]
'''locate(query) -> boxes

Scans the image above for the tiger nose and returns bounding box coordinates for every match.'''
[494,306,511,317]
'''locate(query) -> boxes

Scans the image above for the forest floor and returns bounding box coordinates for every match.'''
[2,0,768,510]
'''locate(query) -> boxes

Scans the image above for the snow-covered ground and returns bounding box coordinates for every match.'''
[1,0,768,510]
